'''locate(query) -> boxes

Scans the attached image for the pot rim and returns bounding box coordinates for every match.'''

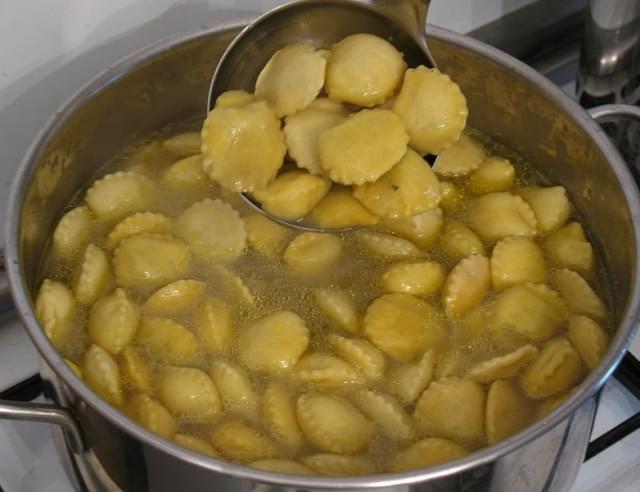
[5,15,640,491]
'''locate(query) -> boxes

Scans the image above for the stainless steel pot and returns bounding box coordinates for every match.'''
[3,12,640,492]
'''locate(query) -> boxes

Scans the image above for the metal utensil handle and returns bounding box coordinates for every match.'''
[0,399,85,453]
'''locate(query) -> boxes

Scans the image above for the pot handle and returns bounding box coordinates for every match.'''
[588,104,640,123]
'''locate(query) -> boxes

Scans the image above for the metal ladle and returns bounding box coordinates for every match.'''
[208,0,434,232]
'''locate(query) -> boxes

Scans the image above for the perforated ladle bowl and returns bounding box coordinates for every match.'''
[207,0,434,232]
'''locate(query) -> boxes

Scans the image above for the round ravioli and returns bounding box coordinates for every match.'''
[161,131,201,157]
[297,393,373,453]
[243,213,291,256]
[35,279,76,350]
[521,337,583,399]
[88,288,139,355]
[162,155,209,190]
[174,434,219,457]
[432,134,485,177]
[489,284,568,341]
[238,310,309,374]
[249,459,314,475]
[442,255,491,319]
[74,244,113,305]
[392,66,468,154]
[307,187,379,229]
[318,109,409,185]
[302,454,373,476]
[262,381,304,452]
[469,157,515,194]
[120,347,152,392]
[137,317,198,364]
[176,199,246,262]
[193,298,233,354]
[284,99,348,175]
[392,438,468,472]
[568,315,610,369]
[328,334,386,382]
[113,233,191,289]
[382,260,445,296]
[85,172,156,223]
[201,101,286,192]
[357,231,423,260]
[353,149,441,219]
[325,33,406,107]
[518,186,571,234]
[387,350,435,403]
[314,288,360,334]
[486,379,534,444]
[441,222,485,259]
[210,359,258,417]
[252,170,331,221]
[143,279,206,316]
[283,233,343,274]
[469,192,537,243]
[553,268,606,319]
[210,421,278,463]
[491,236,546,289]
[544,222,594,274]
[414,378,485,444]
[52,206,92,260]
[364,293,447,362]
[255,43,326,117]
[295,352,366,389]
[208,265,255,307]
[83,344,123,407]
[128,394,176,439]
[158,366,221,423]
[353,389,414,442]
[106,212,171,250]
[468,344,539,383]
[379,207,443,249]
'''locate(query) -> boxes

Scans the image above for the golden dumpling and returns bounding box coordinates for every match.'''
[490,236,546,289]
[35,279,76,350]
[392,438,468,472]
[544,222,594,274]
[442,255,491,318]
[307,187,379,229]
[157,366,221,422]
[433,134,485,177]
[378,207,443,248]
[518,186,571,235]
[485,379,534,444]
[283,233,343,274]
[88,288,139,355]
[469,192,537,242]
[469,157,515,194]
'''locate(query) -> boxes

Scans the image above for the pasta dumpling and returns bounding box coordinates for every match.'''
[113,233,191,289]
[176,199,246,262]
[193,298,233,354]
[439,181,463,212]
[521,337,583,399]
[469,192,537,242]
[327,334,386,382]
[354,389,414,442]
[174,434,219,457]
[491,236,546,289]
[128,394,176,439]
[120,347,152,392]
[302,454,373,476]
[284,99,348,175]
[469,157,515,194]
[52,206,92,260]
[252,170,331,221]
[364,293,447,361]
[143,279,206,316]
[136,317,198,364]
[296,393,373,453]
[201,101,286,192]
[210,359,258,417]
[489,284,567,341]
[238,310,309,374]
[325,33,406,107]
[432,134,485,177]
[387,350,434,403]
[215,90,256,108]
[568,315,610,369]
[442,255,491,318]
[161,131,201,157]
[243,213,291,256]
[295,352,366,389]
[468,344,539,383]
[283,233,343,274]
[88,288,139,355]
[262,382,304,452]
[106,212,171,250]
[210,421,278,463]
[158,366,221,422]
[318,109,409,185]
[35,279,76,350]
[74,244,113,305]
[83,344,124,407]
[544,222,594,274]
[357,231,423,260]
[85,172,156,223]
[314,288,360,334]
[307,187,379,228]
[440,222,485,259]
[485,380,534,444]
[414,378,486,444]
[255,43,326,117]
[379,207,443,248]
[353,149,441,219]
[392,438,468,472]
[554,268,606,319]
[518,186,571,234]
[208,265,255,306]
[162,155,209,190]
[392,66,468,154]
[381,260,445,296]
